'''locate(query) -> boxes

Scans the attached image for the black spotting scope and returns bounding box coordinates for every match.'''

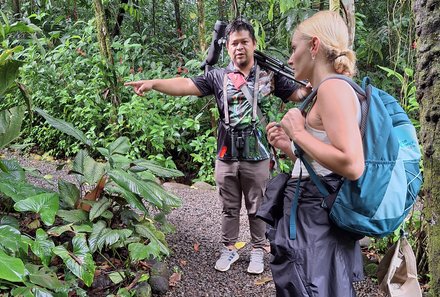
[200,20,228,70]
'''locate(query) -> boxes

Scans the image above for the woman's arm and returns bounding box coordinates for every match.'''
[281,79,364,180]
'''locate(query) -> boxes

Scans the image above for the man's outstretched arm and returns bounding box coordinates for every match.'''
[125,77,202,97]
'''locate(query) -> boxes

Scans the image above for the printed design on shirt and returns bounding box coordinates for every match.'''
[218,68,273,160]
[226,69,274,129]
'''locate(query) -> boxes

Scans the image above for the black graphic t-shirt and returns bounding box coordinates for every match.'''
[191,63,299,161]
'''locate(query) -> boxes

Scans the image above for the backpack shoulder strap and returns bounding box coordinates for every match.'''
[294,75,367,196]
[222,74,230,125]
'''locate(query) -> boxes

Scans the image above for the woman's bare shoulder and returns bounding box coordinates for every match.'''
[316,78,356,104]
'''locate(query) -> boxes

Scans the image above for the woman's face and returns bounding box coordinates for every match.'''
[288,31,311,81]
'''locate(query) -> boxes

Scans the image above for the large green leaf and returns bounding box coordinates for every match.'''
[1,215,20,229]
[0,178,49,202]
[58,179,80,209]
[71,150,106,185]
[34,108,93,147]
[0,105,25,149]
[17,82,33,122]
[19,235,32,255]
[10,287,35,297]
[52,234,95,287]
[87,220,107,253]
[89,197,111,221]
[128,242,160,261]
[131,159,184,178]
[105,182,149,214]
[14,193,59,226]
[26,264,65,291]
[0,249,25,282]
[30,229,55,267]
[0,225,21,254]
[88,220,132,252]
[108,169,164,208]
[9,22,40,34]
[155,186,181,210]
[15,286,55,296]
[0,158,26,181]
[0,59,23,95]
[56,209,88,224]
[108,136,131,156]
[134,223,169,256]
[109,155,131,170]
[47,224,74,237]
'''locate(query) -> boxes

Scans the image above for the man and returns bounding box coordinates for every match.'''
[125,18,306,274]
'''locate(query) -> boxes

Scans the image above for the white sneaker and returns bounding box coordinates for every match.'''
[247,248,265,274]
[215,247,239,272]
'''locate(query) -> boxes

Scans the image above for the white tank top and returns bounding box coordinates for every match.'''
[291,85,361,178]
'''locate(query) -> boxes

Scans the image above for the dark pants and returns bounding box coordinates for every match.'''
[259,175,364,297]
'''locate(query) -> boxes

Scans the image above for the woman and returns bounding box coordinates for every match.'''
[265,10,365,296]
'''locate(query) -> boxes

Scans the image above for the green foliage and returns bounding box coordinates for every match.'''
[190,129,217,184]
[377,66,419,127]
[0,0,429,292]
[367,209,428,278]
[0,113,183,294]
[3,17,213,183]
[0,12,37,150]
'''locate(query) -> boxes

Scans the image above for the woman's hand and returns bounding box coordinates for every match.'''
[266,122,291,152]
[280,108,306,142]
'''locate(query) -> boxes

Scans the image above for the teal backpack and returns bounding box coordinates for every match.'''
[293,75,423,239]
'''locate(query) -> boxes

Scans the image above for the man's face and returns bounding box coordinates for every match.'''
[226,30,256,69]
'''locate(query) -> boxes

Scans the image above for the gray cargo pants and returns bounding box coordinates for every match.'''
[215,159,270,249]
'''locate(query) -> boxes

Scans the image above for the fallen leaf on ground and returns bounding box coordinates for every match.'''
[28,219,41,230]
[194,242,200,252]
[179,259,187,266]
[169,272,182,287]
[31,153,41,160]
[234,241,246,250]
[255,276,273,285]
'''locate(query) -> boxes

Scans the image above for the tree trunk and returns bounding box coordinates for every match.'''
[340,0,355,49]
[93,0,120,109]
[232,0,239,19]
[329,0,340,10]
[329,1,355,49]
[173,0,183,37]
[73,0,78,21]
[112,0,128,38]
[152,0,156,36]
[196,0,206,53]
[12,0,20,18]
[414,0,440,295]
[311,0,325,10]
[93,0,114,65]
[218,0,227,21]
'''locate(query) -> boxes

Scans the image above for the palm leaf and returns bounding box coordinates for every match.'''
[34,108,93,147]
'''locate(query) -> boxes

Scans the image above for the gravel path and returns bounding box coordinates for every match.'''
[161,183,385,297]
[1,149,386,297]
